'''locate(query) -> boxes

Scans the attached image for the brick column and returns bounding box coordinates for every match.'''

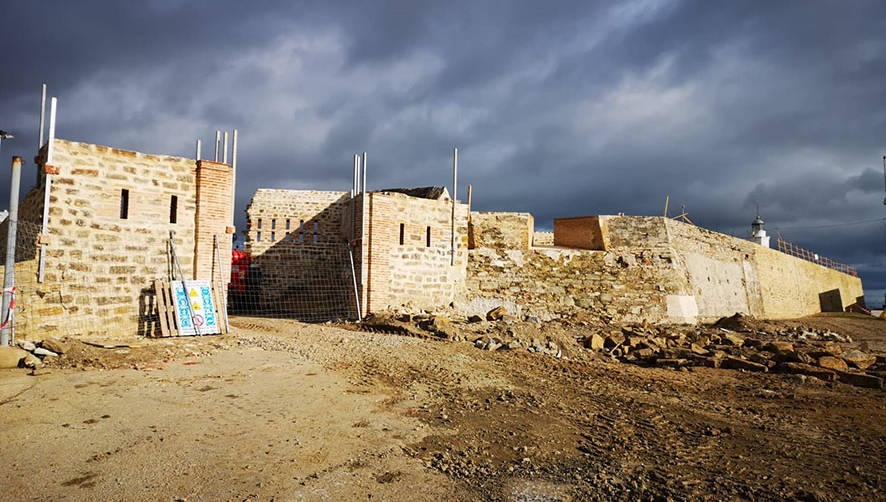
[194,160,234,281]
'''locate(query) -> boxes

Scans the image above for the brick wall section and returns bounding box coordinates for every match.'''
[194,160,233,281]
[554,216,609,250]
[0,139,233,340]
[363,191,469,313]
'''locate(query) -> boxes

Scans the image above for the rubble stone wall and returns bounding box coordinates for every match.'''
[466,213,864,323]
[364,192,469,313]
[468,211,533,251]
[1,139,236,340]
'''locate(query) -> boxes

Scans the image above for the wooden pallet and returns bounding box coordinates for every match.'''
[153,279,178,337]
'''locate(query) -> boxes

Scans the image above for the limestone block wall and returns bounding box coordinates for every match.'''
[0,139,236,340]
[532,231,554,247]
[363,191,469,314]
[465,213,864,323]
[663,219,863,319]
[468,211,533,251]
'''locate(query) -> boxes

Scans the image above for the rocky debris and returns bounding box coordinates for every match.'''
[4,336,77,370]
[569,317,884,390]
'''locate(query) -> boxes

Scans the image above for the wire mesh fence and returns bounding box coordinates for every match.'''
[0,215,358,343]
[229,242,358,323]
[776,237,858,277]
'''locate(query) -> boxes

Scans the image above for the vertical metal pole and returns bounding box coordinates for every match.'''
[196,139,202,161]
[231,129,238,227]
[348,245,361,321]
[360,152,367,318]
[38,97,57,283]
[46,98,57,164]
[1,157,22,346]
[352,154,360,240]
[214,234,230,333]
[214,131,220,162]
[451,147,457,266]
[223,131,229,164]
[38,83,47,149]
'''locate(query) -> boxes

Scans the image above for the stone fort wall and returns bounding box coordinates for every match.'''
[465,212,864,323]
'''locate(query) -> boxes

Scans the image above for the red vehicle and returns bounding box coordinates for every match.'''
[230,250,249,293]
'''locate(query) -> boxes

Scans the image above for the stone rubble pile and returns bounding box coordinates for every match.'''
[0,337,71,369]
[579,314,883,390]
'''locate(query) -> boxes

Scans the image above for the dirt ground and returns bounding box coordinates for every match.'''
[1,314,884,501]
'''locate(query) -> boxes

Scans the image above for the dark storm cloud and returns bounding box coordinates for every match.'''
[1,0,885,302]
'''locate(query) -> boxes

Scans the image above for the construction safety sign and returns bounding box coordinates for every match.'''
[171,280,219,335]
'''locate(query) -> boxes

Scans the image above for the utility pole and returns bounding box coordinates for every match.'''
[1,156,22,346]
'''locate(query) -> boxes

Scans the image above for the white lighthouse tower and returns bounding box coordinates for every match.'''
[750,208,770,248]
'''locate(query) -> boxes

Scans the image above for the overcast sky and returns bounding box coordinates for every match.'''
[1,0,884,304]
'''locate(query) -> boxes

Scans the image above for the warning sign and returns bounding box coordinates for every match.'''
[171,280,219,336]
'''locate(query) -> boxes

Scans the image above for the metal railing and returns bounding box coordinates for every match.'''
[776,237,857,277]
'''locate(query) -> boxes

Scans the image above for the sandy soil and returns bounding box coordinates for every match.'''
[1,314,884,501]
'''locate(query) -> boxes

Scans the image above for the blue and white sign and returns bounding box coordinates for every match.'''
[171,280,219,336]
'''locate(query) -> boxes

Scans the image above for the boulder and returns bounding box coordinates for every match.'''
[817,356,848,372]
[835,371,883,390]
[723,356,767,372]
[40,338,71,354]
[486,306,507,321]
[764,341,794,353]
[604,332,625,348]
[0,346,28,369]
[21,353,42,369]
[722,333,745,347]
[33,347,59,357]
[584,333,605,351]
[16,340,37,352]
[842,351,877,371]
[778,362,836,382]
